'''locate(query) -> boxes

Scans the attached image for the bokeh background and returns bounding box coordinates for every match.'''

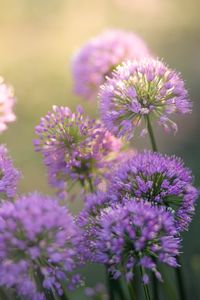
[0,0,199,299]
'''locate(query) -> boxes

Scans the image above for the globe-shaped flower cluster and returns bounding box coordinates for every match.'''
[34,105,121,197]
[99,59,192,140]
[108,151,198,231]
[0,193,82,299]
[89,201,180,282]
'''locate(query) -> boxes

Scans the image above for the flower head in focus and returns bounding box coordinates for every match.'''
[72,29,150,100]
[0,145,20,200]
[99,58,192,140]
[0,77,16,132]
[90,201,180,283]
[34,106,122,198]
[108,151,198,231]
[0,193,82,299]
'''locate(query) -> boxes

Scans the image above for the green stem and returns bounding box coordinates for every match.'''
[146,116,186,300]
[146,115,158,152]
[106,271,115,300]
[127,281,137,300]
[139,266,151,300]
[0,288,10,300]
[152,272,159,300]
[88,177,94,193]
[59,283,70,300]
[113,278,126,300]
[176,256,187,300]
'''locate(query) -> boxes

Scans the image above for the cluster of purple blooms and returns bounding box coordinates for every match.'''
[0,29,198,300]
[90,201,180,283]
[72,30,150,100]
[108,151,198,231]
[0,193,82,300]
[34,105,122,197]
[99,58,192,139]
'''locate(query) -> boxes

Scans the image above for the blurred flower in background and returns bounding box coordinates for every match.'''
[0,77,16,133]
[72,29,150,100]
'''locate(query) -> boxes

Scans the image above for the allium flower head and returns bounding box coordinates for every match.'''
[91,201,180,282]
[0,145,20,200]
[34,106,121,197]
[0,77,16,132]
[109,151,198,231]
[0,193,82,299]
[72,30,150,100]
[99,58,192,140]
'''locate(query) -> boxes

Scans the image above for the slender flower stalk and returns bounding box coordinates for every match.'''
[127,281,137,300]
[146,115,158,152]
[176,256,187,300]
[146,117,187,300]
[139,265,151,300]
[146,119,159,299]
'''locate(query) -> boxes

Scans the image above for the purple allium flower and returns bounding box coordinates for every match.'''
[108,151,198,231]
[99,59,192,140]
[0,145,20,200]
[0,193,82,299]
[90,201,180,282]
[0,77,16,132]
[34,105,122,198]
[72,30,150,100]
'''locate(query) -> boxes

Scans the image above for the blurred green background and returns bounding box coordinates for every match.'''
[0,0,199,299]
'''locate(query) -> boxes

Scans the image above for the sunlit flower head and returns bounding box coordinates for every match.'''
[72,29,150,100]
[0,77,16,132]
[90,201,180,283]
[0,193,82,299]
[99,58,192,140]
[34,106,122,198]
[108,151,198,231]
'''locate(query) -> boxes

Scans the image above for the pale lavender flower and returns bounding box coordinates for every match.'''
[0,145,20,200]
[0,77,16,132]
[72,30,150,100]
[0,193,82,299]
[99,58,192,140]
[34,106,122,198]
[109,151,198,231]
[90,201,180,283]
